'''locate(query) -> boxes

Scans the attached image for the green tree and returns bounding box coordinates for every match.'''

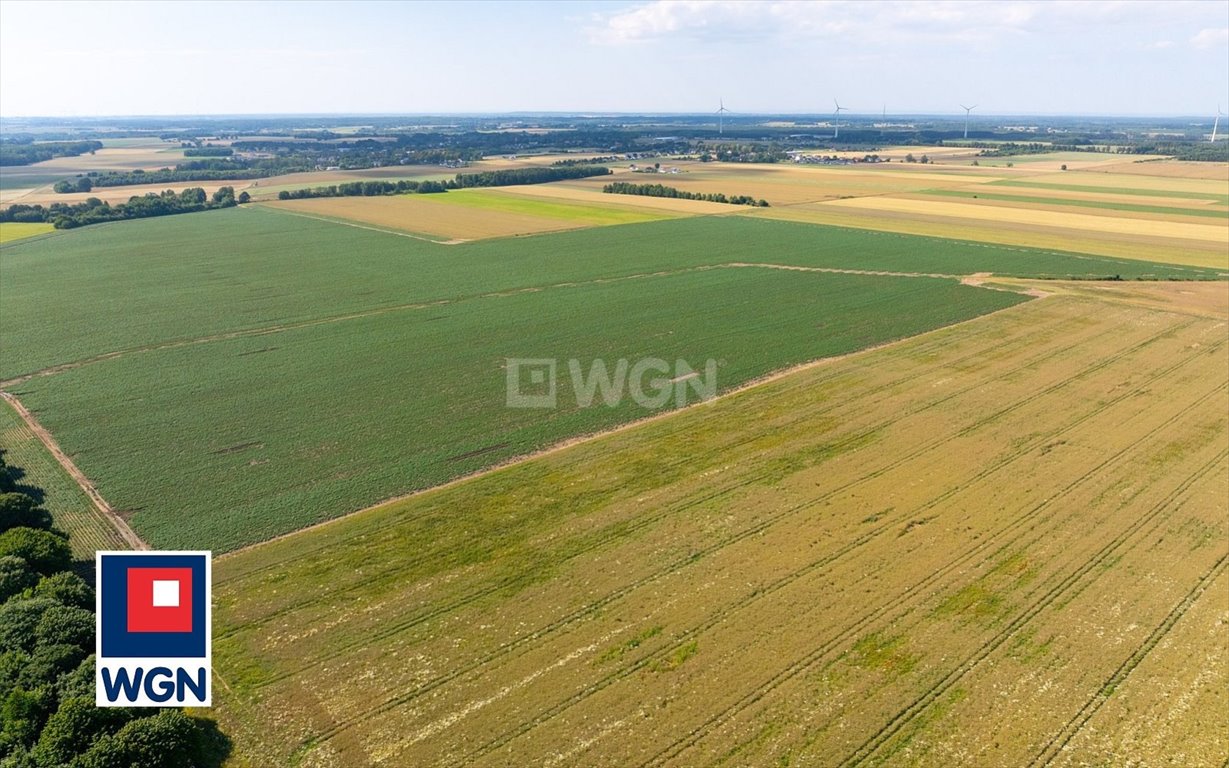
[0,493,53,533]
[0,687,51,754]
[29,698,132,768]
[0,556,38,603]
[33,572,93,609]
[236,191,250,204]
[0,598,58,652]
[34,605,94,650]
[72,710,216,768]
[0,529,70,575]
[17,643,86,692]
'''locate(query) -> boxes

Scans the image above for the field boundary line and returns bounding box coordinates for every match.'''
[218,295,1043,562]
[0,392,146,551]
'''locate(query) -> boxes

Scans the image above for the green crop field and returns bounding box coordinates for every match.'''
[1,208,1214,380]
[11,266,1025,550]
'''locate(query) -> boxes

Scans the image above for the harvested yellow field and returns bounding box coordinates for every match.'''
[1020,169,1229,195]
[822,195,1229,243]
[211,287,1228,767]
[267,189,677,241]
[749,204,1229,270]
[568,162,1000,205]
[1084,160,1229,180]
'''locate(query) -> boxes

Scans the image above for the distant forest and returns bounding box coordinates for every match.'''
[0,141,103,166]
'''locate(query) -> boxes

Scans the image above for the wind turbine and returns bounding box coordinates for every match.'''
[716,98,731,135]
[833,98,847,139]
[1213,106,1224,143]
[961,104,977,139]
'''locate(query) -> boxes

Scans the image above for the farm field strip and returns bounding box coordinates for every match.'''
[915,188,1229,220]
[987,178,1229,205]
[1002,169,1229,194]
[209,289,1229,766]
[267,188,680,242]
[819,195,1229,243]
[748,205,1229,270]
[446,340,1225,767]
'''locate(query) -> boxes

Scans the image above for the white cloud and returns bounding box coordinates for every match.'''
[1191,27,1229,48]
[589,0,1225,46]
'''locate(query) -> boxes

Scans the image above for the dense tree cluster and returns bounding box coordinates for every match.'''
[0,453,229,767]
[453,165,611,187]
[602,182,768,207]
[51,178,92,194]
[277,179,447,200]
[181,148,233,157]
[0,188,237,229]
[0,142,103,167]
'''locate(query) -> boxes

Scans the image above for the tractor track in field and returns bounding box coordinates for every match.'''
[642,393,1227,767]
[458,363,1225,766]
[301,317,1210,750]
[839,454,1228,768]
[232,305,1116,668]
[0,392,147,550]
[1027,542,1229,767]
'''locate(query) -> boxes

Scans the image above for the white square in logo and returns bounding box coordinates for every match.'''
[152,580,180,608]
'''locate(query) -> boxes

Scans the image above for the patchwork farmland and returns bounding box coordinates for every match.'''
[1,110,1226,767]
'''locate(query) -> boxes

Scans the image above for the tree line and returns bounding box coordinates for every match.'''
[277,179,448,200]
[602,182,768,207]
[181,148,233,157]
[0,451,229,767]
[453,165,611,187]
[276,165,612,200]
[1,188,244,230]
[0,142,103,167]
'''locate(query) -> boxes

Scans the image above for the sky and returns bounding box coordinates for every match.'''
[0,0,1226,117]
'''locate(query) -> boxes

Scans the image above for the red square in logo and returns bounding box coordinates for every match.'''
[126,567,193,633]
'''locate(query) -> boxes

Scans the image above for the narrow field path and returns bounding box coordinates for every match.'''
[0,391,146,550]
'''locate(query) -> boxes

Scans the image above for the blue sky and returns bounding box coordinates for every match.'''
[1,0,1226,117]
